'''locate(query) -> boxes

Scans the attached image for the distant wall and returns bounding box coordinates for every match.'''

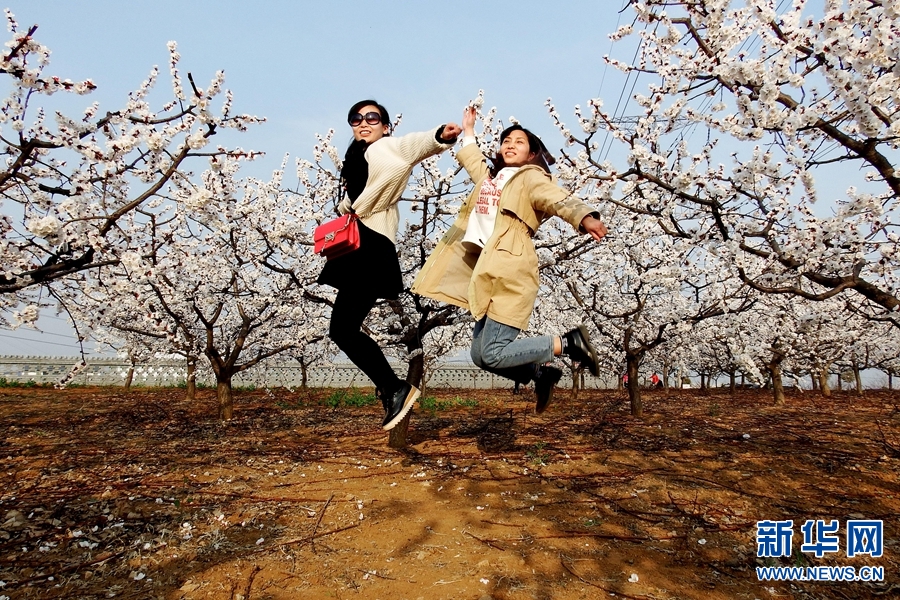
[0,356,617,390]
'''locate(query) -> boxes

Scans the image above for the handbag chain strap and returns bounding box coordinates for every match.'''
[321,213,357,245]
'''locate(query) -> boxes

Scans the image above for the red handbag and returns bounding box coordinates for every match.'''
[313,213,360,259]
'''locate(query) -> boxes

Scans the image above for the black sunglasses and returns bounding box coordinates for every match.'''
[348,111,383,127]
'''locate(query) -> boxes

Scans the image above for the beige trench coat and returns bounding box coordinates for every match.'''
[412,143,596,330]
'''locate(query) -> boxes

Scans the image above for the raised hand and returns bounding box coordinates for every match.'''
[462,106,477,136]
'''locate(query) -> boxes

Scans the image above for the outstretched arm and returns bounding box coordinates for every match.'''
[580,214,608,242]
[394,124,459,165]
[526,172,606,239]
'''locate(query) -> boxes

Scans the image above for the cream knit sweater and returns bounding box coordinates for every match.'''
[338,126,454,244]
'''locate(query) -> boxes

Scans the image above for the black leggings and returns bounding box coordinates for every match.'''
[329,288,403,395]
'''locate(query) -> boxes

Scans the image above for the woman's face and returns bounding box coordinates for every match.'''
[350,104,389,142]
[500,130,536,167]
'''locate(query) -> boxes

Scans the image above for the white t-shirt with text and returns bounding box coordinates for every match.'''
[460,136,518,252]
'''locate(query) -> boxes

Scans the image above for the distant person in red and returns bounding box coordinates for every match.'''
[651,373,661,388]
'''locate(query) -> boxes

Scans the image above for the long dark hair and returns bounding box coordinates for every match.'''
[341,99,391,202]
[489,124,555,177]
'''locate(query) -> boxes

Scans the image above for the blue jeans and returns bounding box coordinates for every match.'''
[470,316,554,384]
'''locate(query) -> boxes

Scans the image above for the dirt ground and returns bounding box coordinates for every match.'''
[0,384,898,600]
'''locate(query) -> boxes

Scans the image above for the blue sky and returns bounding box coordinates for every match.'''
[3,0,636,355]
[11,0,635,175]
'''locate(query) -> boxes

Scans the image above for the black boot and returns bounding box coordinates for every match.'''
[381,382,420,431]
[534,365,563,414]
[563,325,599,377]
[376,387,390,412]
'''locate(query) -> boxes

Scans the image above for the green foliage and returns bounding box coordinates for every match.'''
[526,441,550,466]
[0,377,45,388]
[324,391,342,408]
[174,381,213,390]
[325,388,378,408]
[418,396,441,411]
[419,395,479,412]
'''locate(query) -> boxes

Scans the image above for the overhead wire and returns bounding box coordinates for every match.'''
[0,327,79,340]
[595,0,627,160]
[0,332,82,349]
[600,1,647,162]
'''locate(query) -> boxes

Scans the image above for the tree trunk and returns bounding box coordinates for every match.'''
[389,349,425,449]
[729,371,736,394]
[422,369,430,399]
[389,412,411,448]
[185,357,197,401]
[661,364,670,397]
[810,372,818,391]
[853,366,863,396]
[570,366,583,400]
[217,375,234,420]
[819,368,832,397]
[124,365,135,390]
[701,372,711,395]
[766,348,786,406]
[767,364,785,405]
[300,360,308,389]
[626,354,642,417]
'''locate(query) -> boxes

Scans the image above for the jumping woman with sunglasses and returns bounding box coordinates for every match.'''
[413,106,607,414]
[318,99,461,431]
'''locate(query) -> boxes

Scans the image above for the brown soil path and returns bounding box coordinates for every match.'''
[0,386,897,599]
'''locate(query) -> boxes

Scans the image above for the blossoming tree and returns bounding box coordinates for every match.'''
[0,12,262,328]
[550,0,899,330]
[60,153,331,418]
